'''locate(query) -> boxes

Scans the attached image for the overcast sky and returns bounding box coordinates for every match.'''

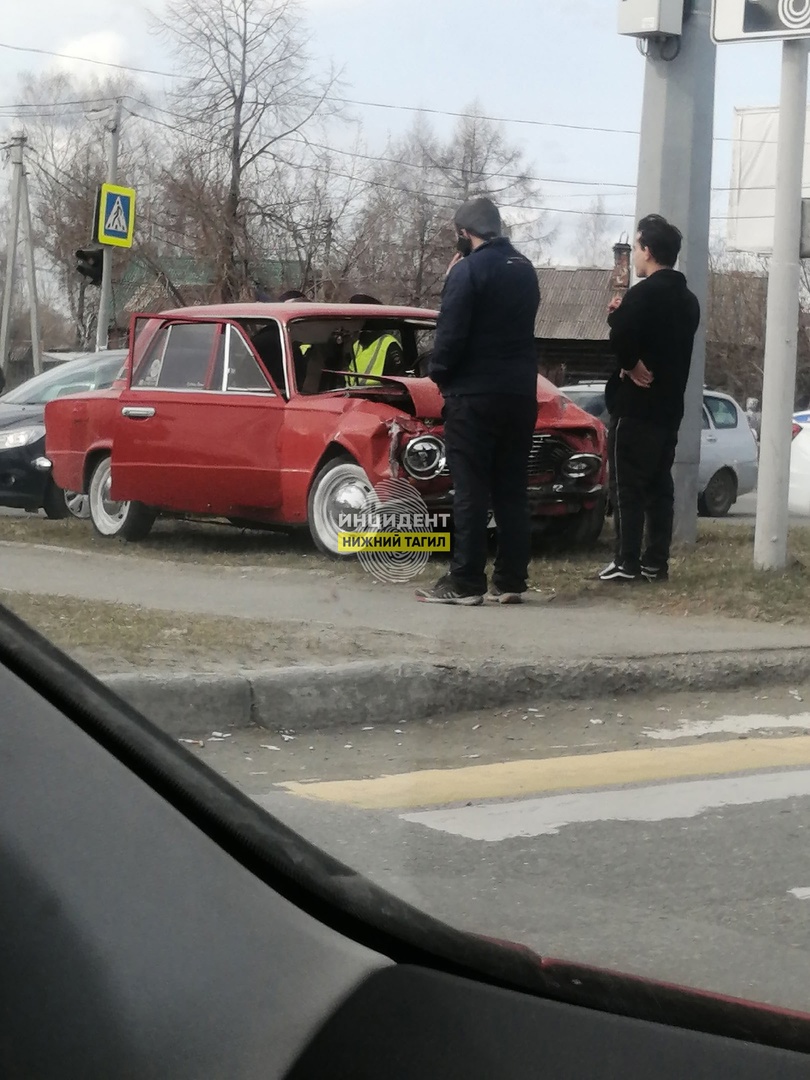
[0,0,795,262]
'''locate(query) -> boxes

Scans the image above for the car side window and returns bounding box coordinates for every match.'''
[702,408,711,431]
[705,396,738,430]
[132,323,216,390]
[225,327,274,393]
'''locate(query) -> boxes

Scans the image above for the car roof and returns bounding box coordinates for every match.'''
[154,302,439,321]
[560,381,743,408]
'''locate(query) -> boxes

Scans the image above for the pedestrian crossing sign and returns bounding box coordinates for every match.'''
[97,183,136,247]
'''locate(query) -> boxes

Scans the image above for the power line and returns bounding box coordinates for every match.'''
[0,41,183,80]
[0,41,789,151]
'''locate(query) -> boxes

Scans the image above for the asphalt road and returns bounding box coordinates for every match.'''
[190,683,810,1014]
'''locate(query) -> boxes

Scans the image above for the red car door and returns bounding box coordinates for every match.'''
[113,319,285,516]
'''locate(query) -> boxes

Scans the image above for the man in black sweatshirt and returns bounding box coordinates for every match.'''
[416,196,540,605]
[599,214,700,583]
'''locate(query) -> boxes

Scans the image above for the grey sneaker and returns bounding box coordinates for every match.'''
[484,587,524,605]
[415,581,484,606]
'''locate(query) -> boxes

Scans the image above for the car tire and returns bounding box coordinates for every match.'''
[307,456,373,556]
[546,493,608,550]
[42,480,70,520]
[88,455,156,541]
[698,469,737,518]
[64,490,90,520]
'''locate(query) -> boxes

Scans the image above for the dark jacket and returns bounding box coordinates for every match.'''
[605,268,700,429]
[428,237,540,397]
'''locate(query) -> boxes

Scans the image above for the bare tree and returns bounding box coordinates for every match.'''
[344,109,549,306]
[13,70,158,345]
[155,0,339,302]
[575,195,616,267]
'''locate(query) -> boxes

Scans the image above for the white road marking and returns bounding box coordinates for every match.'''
[402,769,810,842]
[643,712,810,741]
[789,888,810,900]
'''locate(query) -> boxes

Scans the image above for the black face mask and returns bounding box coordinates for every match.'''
[456,235,473,258]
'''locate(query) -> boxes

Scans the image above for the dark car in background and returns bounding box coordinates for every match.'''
[0,351,126,519]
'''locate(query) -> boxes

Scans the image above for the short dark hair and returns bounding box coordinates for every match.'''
[637,214,682,268]
[278,288,308,302]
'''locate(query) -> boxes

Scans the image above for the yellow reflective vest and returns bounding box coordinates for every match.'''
[349,335,398,384]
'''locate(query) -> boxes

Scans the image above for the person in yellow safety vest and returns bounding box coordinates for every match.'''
[348,332,401,385]
[346,295,403,385]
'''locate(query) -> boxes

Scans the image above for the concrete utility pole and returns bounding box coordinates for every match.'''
[20,155,42,375]
[96,98,122,352]
[634,0,716,544]
[753,40,810,571]
[0,133,42,379]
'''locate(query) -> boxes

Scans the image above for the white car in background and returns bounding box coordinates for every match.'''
[789,424,810,515]
[561,382,759,517]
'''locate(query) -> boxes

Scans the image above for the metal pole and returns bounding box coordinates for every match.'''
[20,158,42,375]
[634,1,716,544]
[0,134,24,380]
[754,40,810,571]
[96,99,122,351]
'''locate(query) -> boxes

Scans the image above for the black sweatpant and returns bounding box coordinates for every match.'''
[609,416,678,573]
[443,394,538,595]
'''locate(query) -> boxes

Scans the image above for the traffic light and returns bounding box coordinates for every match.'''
[75,246,104,287]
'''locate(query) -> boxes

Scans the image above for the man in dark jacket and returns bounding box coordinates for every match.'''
[599,214,701,584]
[416,196,540,606]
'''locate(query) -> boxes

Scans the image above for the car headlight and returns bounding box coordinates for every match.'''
[0,425,45,450]
[562,453,603,479]
[402,435,446,479]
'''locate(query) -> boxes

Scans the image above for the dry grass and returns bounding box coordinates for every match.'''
[530,523,810,624]
[0,592,411,674]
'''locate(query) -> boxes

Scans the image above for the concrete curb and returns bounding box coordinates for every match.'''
[102,647,810,736]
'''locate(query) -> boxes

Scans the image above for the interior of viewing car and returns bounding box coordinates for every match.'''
[3,602,810,1077]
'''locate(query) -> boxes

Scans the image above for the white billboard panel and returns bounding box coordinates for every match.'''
[727,106,810,251]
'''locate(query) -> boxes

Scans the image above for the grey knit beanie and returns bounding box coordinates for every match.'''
[454,197,502,240]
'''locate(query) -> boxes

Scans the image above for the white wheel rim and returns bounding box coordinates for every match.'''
[311,464,372,554]
[64,490,90,519]
[90,460,130,536]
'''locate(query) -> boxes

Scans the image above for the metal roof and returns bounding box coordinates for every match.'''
[535,267,616,342]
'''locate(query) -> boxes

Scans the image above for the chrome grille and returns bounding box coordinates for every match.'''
[438,433,574,478]
[527,434,571,475]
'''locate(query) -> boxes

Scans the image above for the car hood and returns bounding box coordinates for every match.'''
[355,375,597,428]
[0,403,45,430]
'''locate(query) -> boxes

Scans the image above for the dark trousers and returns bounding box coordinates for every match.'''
[609,416,678,573]
[443,394,538,594]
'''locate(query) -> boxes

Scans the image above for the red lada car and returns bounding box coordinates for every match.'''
[45,303,607,554]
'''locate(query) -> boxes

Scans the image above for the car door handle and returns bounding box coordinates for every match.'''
[706,435,717,443]
[121,406,156,419]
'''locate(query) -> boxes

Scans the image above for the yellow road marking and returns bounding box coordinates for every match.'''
[279,737,810,810]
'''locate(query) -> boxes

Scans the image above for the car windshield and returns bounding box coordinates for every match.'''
[285,316,436,391]
[2,355,125,405]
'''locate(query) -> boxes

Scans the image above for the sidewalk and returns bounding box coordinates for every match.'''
[5,539,810,734]
[3,539,810,664]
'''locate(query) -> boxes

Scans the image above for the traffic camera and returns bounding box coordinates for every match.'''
[75,247,104,287]
[618,0,686,37]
